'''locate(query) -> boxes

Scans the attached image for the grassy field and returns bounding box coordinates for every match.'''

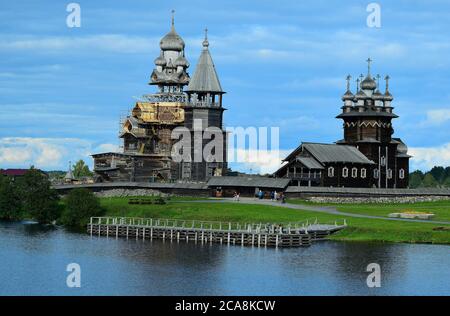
[288,199,450,221]
[99,196,450,244]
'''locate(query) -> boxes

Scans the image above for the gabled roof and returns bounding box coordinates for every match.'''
[303,143,375,164]
[207,176,290,189]
[296,157,324,169]
[186,41,223,93]
[282,142,375,165]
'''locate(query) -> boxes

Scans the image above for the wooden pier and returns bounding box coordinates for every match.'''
[87,217,346,248]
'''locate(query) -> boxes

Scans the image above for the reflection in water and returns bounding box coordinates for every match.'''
[0,220,449,295]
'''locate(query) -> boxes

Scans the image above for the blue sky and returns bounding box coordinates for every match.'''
[1,0,449,173]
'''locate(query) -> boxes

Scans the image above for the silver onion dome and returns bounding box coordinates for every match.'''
[361,75,377,90]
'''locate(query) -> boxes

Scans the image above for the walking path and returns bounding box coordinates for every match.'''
[182,198,450,225]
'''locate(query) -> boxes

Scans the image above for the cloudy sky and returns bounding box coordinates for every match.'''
[1,0,449,173]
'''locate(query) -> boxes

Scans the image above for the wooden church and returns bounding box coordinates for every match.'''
[274,59,411,188]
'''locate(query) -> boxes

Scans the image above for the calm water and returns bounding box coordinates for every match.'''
[0,220,449,296]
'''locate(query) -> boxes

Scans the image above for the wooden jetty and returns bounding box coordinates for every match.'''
[87,217,346,248]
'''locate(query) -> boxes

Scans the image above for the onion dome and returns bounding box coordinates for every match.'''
[361,75,377,90]
[154,54,166,66]
[342,90,354,101]
[341,75,354,101]
[383,91,393,101]
[160,14,185,51]
[355,89,368,99]
[174,55,189,67]
[383,75,393,101]
[372,89,384,100]
[360,58,376,90]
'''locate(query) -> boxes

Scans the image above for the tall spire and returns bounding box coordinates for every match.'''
[376,74,381,89]
[346,75,351,91]
[186,28,223,94]
[356,77,361,90]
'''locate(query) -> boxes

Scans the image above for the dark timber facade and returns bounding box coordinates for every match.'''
[274,59,411,188]
[92,15,227,183]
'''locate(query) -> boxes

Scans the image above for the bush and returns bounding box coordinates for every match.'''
[62,188,103,228]
[154,196,166,205]
[0,175,22,220]
[18,168,61,223]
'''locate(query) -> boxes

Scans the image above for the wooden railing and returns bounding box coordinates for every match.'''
[89,217,347,234]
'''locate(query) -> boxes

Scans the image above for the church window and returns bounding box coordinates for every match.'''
[374,169,379,179]
[328,167,334,177]
[351,167,358,178]
[342,167,349,178]
[381,156,386,166]
[387,169,393,179]
[399,168,405,179]
[361,168,367,178]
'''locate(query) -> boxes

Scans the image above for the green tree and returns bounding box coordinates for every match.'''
[72,160,93,178]
[443,176,450,188]
[421,173,439,188]
[409,170,424,188]
[62,188,103,228]
[429,166,446,184]
[0,175,22,220]
[444,167,450,184]
[18,168,61,223]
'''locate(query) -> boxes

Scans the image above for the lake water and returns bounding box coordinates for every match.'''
[0,220,449,296]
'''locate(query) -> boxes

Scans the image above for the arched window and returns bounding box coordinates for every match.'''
[380,156,386,166]
[374,169,379,179]
[387,169,393,179]
[342,167,349,178]
[328,167,334,177]
[351,167,358,178]
[399,168,405,179]
[361,168,367,179]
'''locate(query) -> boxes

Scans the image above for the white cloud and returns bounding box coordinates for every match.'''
[0,137,118,170]
[95,143,120,153]
[409,142,450,171]
[229,148,293,174]
[0,35,157,54]
[422,109,450,126]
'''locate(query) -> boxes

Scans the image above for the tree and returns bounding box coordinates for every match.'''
[18,168,61,223]
[421,173,439,188]
[0,175,22,220]
[429,166,446,184]
[72,160,93,178]
[62,188,103,228]
[443,176,450,188]
[409,170,424,188]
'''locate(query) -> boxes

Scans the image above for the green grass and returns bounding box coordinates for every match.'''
[288,199,450,221]
[99,196,450,244]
